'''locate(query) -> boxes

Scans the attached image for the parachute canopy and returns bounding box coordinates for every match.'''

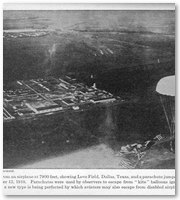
[156,75,175,97]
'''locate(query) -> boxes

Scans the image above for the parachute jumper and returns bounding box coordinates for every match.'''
[156,75,175,151]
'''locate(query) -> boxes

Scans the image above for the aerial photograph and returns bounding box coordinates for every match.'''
[3,6,175,169]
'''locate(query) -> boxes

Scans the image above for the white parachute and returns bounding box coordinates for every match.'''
[156,75,175,151]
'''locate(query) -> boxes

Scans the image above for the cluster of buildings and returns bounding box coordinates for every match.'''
[3,77,122,121]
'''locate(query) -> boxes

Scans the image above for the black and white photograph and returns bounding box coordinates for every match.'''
[3,4,175,172]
